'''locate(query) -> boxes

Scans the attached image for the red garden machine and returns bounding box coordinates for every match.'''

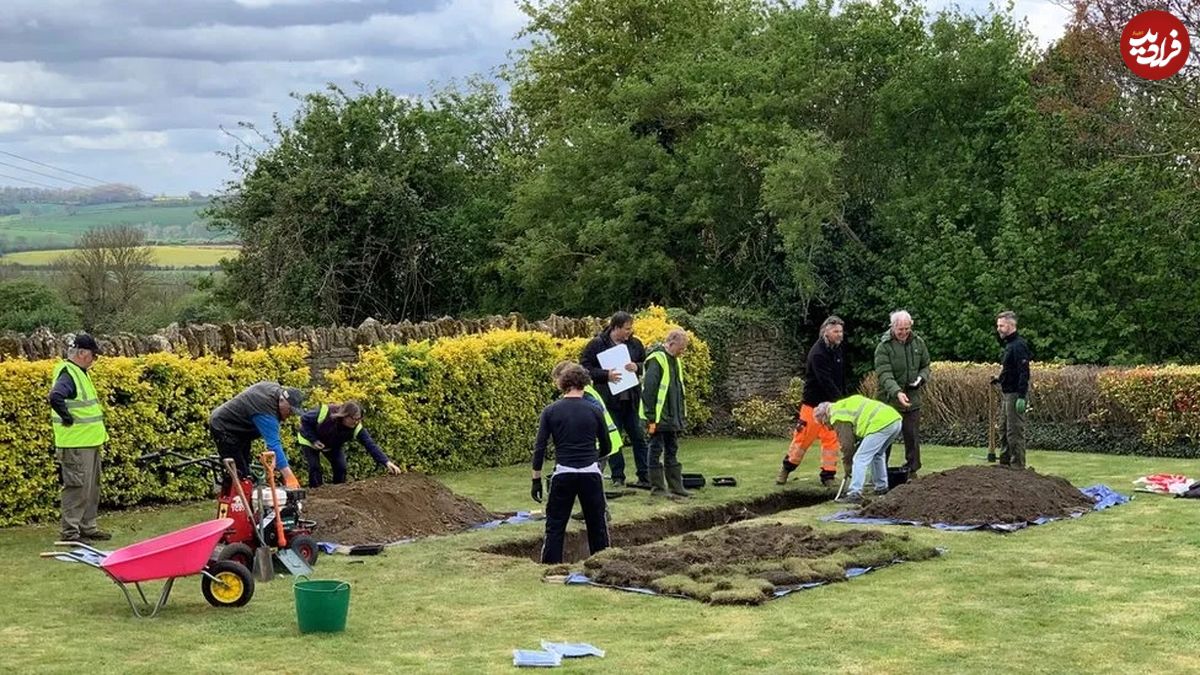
[139,450,319,575]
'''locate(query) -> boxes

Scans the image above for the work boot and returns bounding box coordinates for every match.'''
[836,492,863,504]
[819,470,837,487]
[666,465,691,499]
[776,458,797,485]
[986,453,997,463]
[648,467,669,497]
[81,530,113,541]
[611,477,626,487]
[628,478,652,490]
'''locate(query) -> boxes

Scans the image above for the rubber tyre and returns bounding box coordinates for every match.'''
[289,534,319,566]
[216,542,255,569]
[202,560,255,608]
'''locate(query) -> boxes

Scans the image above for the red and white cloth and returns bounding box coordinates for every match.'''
[1133,474,1195,495]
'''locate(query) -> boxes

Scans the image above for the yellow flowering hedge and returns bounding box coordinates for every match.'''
[0,346,309,526]
[316,306,714,479]
[0,307,713,525]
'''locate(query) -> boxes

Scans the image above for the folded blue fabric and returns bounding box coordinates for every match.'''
[1081,484,1130,510]
[513,650,562,667]
[541,641,605,658]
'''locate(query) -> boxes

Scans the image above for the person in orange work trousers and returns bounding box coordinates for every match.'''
[777,316,849,486]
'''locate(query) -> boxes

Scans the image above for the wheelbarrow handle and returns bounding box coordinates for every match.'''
[54,540,107,554]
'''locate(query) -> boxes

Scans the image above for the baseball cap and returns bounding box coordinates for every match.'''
[281,387,307,412]
[71,333,101,355]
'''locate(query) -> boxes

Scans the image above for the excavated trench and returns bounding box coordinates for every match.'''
[479,488,830,563]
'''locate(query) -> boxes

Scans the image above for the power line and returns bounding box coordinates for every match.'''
[0,160,94,188]
[0,150,107,185]
[0,172,60,189]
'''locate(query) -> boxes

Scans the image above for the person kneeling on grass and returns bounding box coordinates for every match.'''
[297,401,401,488]
[814,395,902,504]
[531,362,613,564]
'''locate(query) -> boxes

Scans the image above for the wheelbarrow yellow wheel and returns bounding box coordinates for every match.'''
[201,560,255,608]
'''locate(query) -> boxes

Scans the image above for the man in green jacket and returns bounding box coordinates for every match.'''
[641,329,690,498]
[48,333,110,542]
[873,310,931,477]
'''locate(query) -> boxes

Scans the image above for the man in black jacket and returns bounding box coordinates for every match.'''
[806,316,849,483]
[994,311,1032,468]
[580,311,649,488]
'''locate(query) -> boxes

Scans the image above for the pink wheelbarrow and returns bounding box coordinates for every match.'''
[41,518,255,618]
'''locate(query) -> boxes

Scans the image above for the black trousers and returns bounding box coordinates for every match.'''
[540,472,609,564]
[883,409,921,472]
[648,429,679,469]
[606,399,649,482]
[301,444,347,487]
[210,425,255,487]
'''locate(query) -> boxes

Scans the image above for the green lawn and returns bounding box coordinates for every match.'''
[1,440,1197,674]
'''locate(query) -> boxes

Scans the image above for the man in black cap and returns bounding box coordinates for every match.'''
[209,381,306,488]
[48,333,110,542]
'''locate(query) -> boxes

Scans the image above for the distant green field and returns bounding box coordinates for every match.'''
[0,245,238,267]
[0,200,228,251]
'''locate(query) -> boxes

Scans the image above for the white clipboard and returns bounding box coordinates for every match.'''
[597,343,639,395]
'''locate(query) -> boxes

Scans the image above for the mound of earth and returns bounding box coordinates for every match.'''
[860,465,1095,526]
[579,523,938,605]
[303,473,496,545]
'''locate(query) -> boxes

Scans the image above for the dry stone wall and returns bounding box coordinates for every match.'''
[1,314,799,406]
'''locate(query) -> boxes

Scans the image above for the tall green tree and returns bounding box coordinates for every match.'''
[209,82,526,325]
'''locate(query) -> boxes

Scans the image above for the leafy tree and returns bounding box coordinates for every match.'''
[57,225,153,332]
[209,81,526,325]
[0,279,79,333]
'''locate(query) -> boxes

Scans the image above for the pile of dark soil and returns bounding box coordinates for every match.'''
[304,474,496,545]
[860,465,1095,526]
[580,523,938,605]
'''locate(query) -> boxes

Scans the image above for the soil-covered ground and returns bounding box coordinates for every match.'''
[304,473,496,545]
[860,465,1095,526]
[578,523,938,605]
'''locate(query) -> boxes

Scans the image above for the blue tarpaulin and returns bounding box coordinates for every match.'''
[823,484,1129,533]
[512,649,562,668]
[512,642,605,667]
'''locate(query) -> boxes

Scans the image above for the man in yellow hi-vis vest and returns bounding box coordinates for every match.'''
[47,333,110,542]
[640,329,691,498]
[814,394,902,504]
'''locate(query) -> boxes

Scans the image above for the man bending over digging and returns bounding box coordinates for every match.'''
[814,394,903,504]
[531,362,613,564]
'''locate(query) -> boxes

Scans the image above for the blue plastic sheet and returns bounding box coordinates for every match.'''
[513,649,562,668]
[823,484,1128,532]
[541,641,605,658]
[1081,484,1130,510]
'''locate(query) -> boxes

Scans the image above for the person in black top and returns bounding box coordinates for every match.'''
[993,311,1032,468]
[800,316,849,485]
[579,311,649,488]
[531,362,612,564]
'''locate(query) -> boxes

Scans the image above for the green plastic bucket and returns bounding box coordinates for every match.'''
[294,577,351,634]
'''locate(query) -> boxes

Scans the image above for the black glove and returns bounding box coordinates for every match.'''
[530,478,543,503]
[61,416,75,427]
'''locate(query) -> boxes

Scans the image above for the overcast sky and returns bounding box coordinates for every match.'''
[0,0,1070,196]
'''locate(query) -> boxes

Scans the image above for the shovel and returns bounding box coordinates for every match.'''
[259,452,312,576]
[223,458,274,582]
